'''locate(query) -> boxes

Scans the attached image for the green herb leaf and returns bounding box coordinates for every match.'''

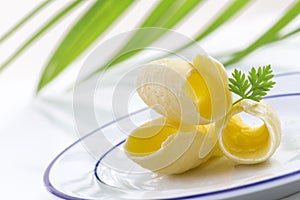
[229,65,275,105]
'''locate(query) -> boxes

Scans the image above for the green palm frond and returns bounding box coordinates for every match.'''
[79,0,252,84]
[180,0,252,51]
[195,0,252,41]
[37,0,134,91]
[0,0,84,72]
[0,0,299,93]
[224,0,300,66]
[280,27,300,42]
[278,27,300,41]
[0,0,52,43]
[81,0,204,82]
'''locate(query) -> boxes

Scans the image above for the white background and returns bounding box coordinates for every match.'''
[0,0,300,199]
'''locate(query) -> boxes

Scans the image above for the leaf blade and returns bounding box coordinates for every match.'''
[195,0,252,41]
[37,0,135,92]
[176,0,252,52]
[224,1,300,66]
[0,0,84,72]
[81,0,204,81]
[0,0,52,43]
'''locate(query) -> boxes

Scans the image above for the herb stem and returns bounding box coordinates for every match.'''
[232,98,243,106]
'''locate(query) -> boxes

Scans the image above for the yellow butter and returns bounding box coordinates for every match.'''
[124,118,220,174]
[216,99,281,164]
[136,55,232,125]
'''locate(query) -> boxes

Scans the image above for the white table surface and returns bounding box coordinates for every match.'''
[0,0,300,199]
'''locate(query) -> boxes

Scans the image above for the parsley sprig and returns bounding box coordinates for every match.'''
[229,65,276,105]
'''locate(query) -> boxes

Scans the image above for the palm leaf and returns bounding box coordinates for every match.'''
[0,0,52,43]
[37,0,134,92]
[111,0,203,55]
[224,0,300,66]
[278,27,300,41]
[0,0,83,72]
[1,0,299,94]
[177,0,252,53]
[195,0,252,41]
[83,0,252,82]
[79,0,204,82]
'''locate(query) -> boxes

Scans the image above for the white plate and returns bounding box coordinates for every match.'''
[44,72,300,200]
